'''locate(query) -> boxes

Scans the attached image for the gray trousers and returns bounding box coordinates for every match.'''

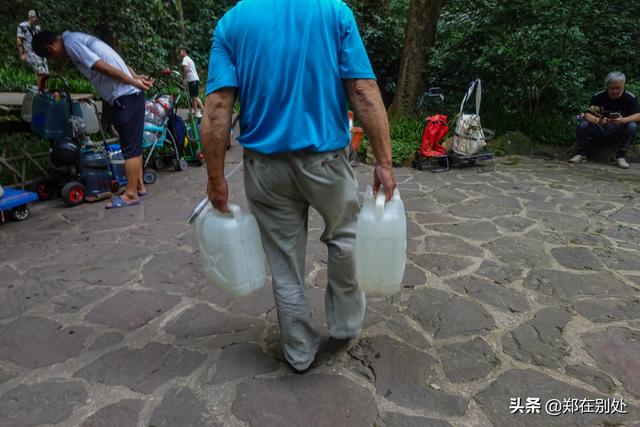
[243,147,365,370]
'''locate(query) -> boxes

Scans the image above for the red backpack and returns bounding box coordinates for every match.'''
[419,114,449,157]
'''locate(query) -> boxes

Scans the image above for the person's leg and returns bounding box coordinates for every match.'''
[110,93,145,205]
[292,149,365,340]
[137,155,146,194]
[244,150,321,371]
[614,122,637,160]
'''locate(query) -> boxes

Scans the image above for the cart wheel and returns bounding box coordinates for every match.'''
[61,181,86,207]
[416,160,423,171]
[111,180,120,193]
[196,150,205,166]
[411,160,418,169]
[176,158,188,171]
[143,170,157,185]
[152,156,164,170]
[11,205,30,221]
[32,176,53,200]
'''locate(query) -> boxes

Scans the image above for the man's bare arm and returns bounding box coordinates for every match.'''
[344,79,396,200]
[92,60,152,90]
[202,88,236,212]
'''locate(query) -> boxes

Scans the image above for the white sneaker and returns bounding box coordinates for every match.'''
[568,154,587,163]
[616,157,629,169]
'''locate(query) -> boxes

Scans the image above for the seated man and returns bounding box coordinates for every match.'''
[569,71,640,169]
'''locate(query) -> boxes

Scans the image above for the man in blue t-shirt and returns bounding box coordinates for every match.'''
[202,0,395,373]
[32,31,154,209]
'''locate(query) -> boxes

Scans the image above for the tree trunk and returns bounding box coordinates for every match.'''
[389,0,447,117]
[175,0,186,43]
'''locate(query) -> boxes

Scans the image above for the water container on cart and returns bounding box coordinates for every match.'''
[356,187,407,296]
[78,148,112,199]
[194,202,266,297]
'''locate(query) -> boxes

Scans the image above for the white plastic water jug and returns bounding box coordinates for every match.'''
[356,187,407,296]
[194,202,266,297]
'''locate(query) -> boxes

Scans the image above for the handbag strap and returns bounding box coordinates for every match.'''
[459,79,482,115]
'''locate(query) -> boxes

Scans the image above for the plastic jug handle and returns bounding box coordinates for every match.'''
[229,204,242,223]
[375,191,385,220]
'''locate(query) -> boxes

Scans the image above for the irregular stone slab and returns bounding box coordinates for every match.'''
[565,364,616,394]
[85,290,180,331]
[382,413,452,427]
[52,287,110,313]
[439,337,500,383]
[582,327,640,398]
[524,269,636,303]
[448,196,521,219]
[475,260,522,285]
[404,196,440,212]
[348,336,468,415]
[430,188,468,205]
[491,216,535,233]
[564,231,609,248]
[413,213,458,225]
[387,315,430,350]
[431,221,501,242]
[81,399,144,427]
[402,265,427,287]
[502,307,571,368]
[409,253,476,277]
[0,317,92,368]
[406,288,495,339]
[226,283,276,317]
[526,211,590,233]
[0,242,54,263]
[573,298,640,323]
[142,250,205,296]
[89,332,124,351]
[406,220,424,237]
[35,243,151,287]
[422,235,484,258]
[447,276,530,313]
[0,267,20,292]
[595,248,640,271]
[149,386,217,427]
[211,343,280,384]
[74,343,206,394]
[0,380,87,427]
[165,304,254,341]
[611,206,640,224]
[551,246,601,270]
[0,278,66,320]
[482,237,550,269]
[0,366,18,384]
[475,369,638,426]
[232,374,377,426]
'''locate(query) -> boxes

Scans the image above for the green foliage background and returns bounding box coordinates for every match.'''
[1,0,639,165]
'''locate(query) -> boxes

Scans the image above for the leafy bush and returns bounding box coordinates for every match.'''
[358,117,424,166]
[0,66,95,93]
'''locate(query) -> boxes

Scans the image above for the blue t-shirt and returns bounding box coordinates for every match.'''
[206,0,375,154]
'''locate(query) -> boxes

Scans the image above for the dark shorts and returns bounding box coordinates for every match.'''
[111,92,144,160]
[188,81,199,98]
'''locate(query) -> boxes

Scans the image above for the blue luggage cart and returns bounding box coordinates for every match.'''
[0,188,39,222]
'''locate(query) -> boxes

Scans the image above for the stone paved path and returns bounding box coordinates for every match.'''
[1,145,640,426]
